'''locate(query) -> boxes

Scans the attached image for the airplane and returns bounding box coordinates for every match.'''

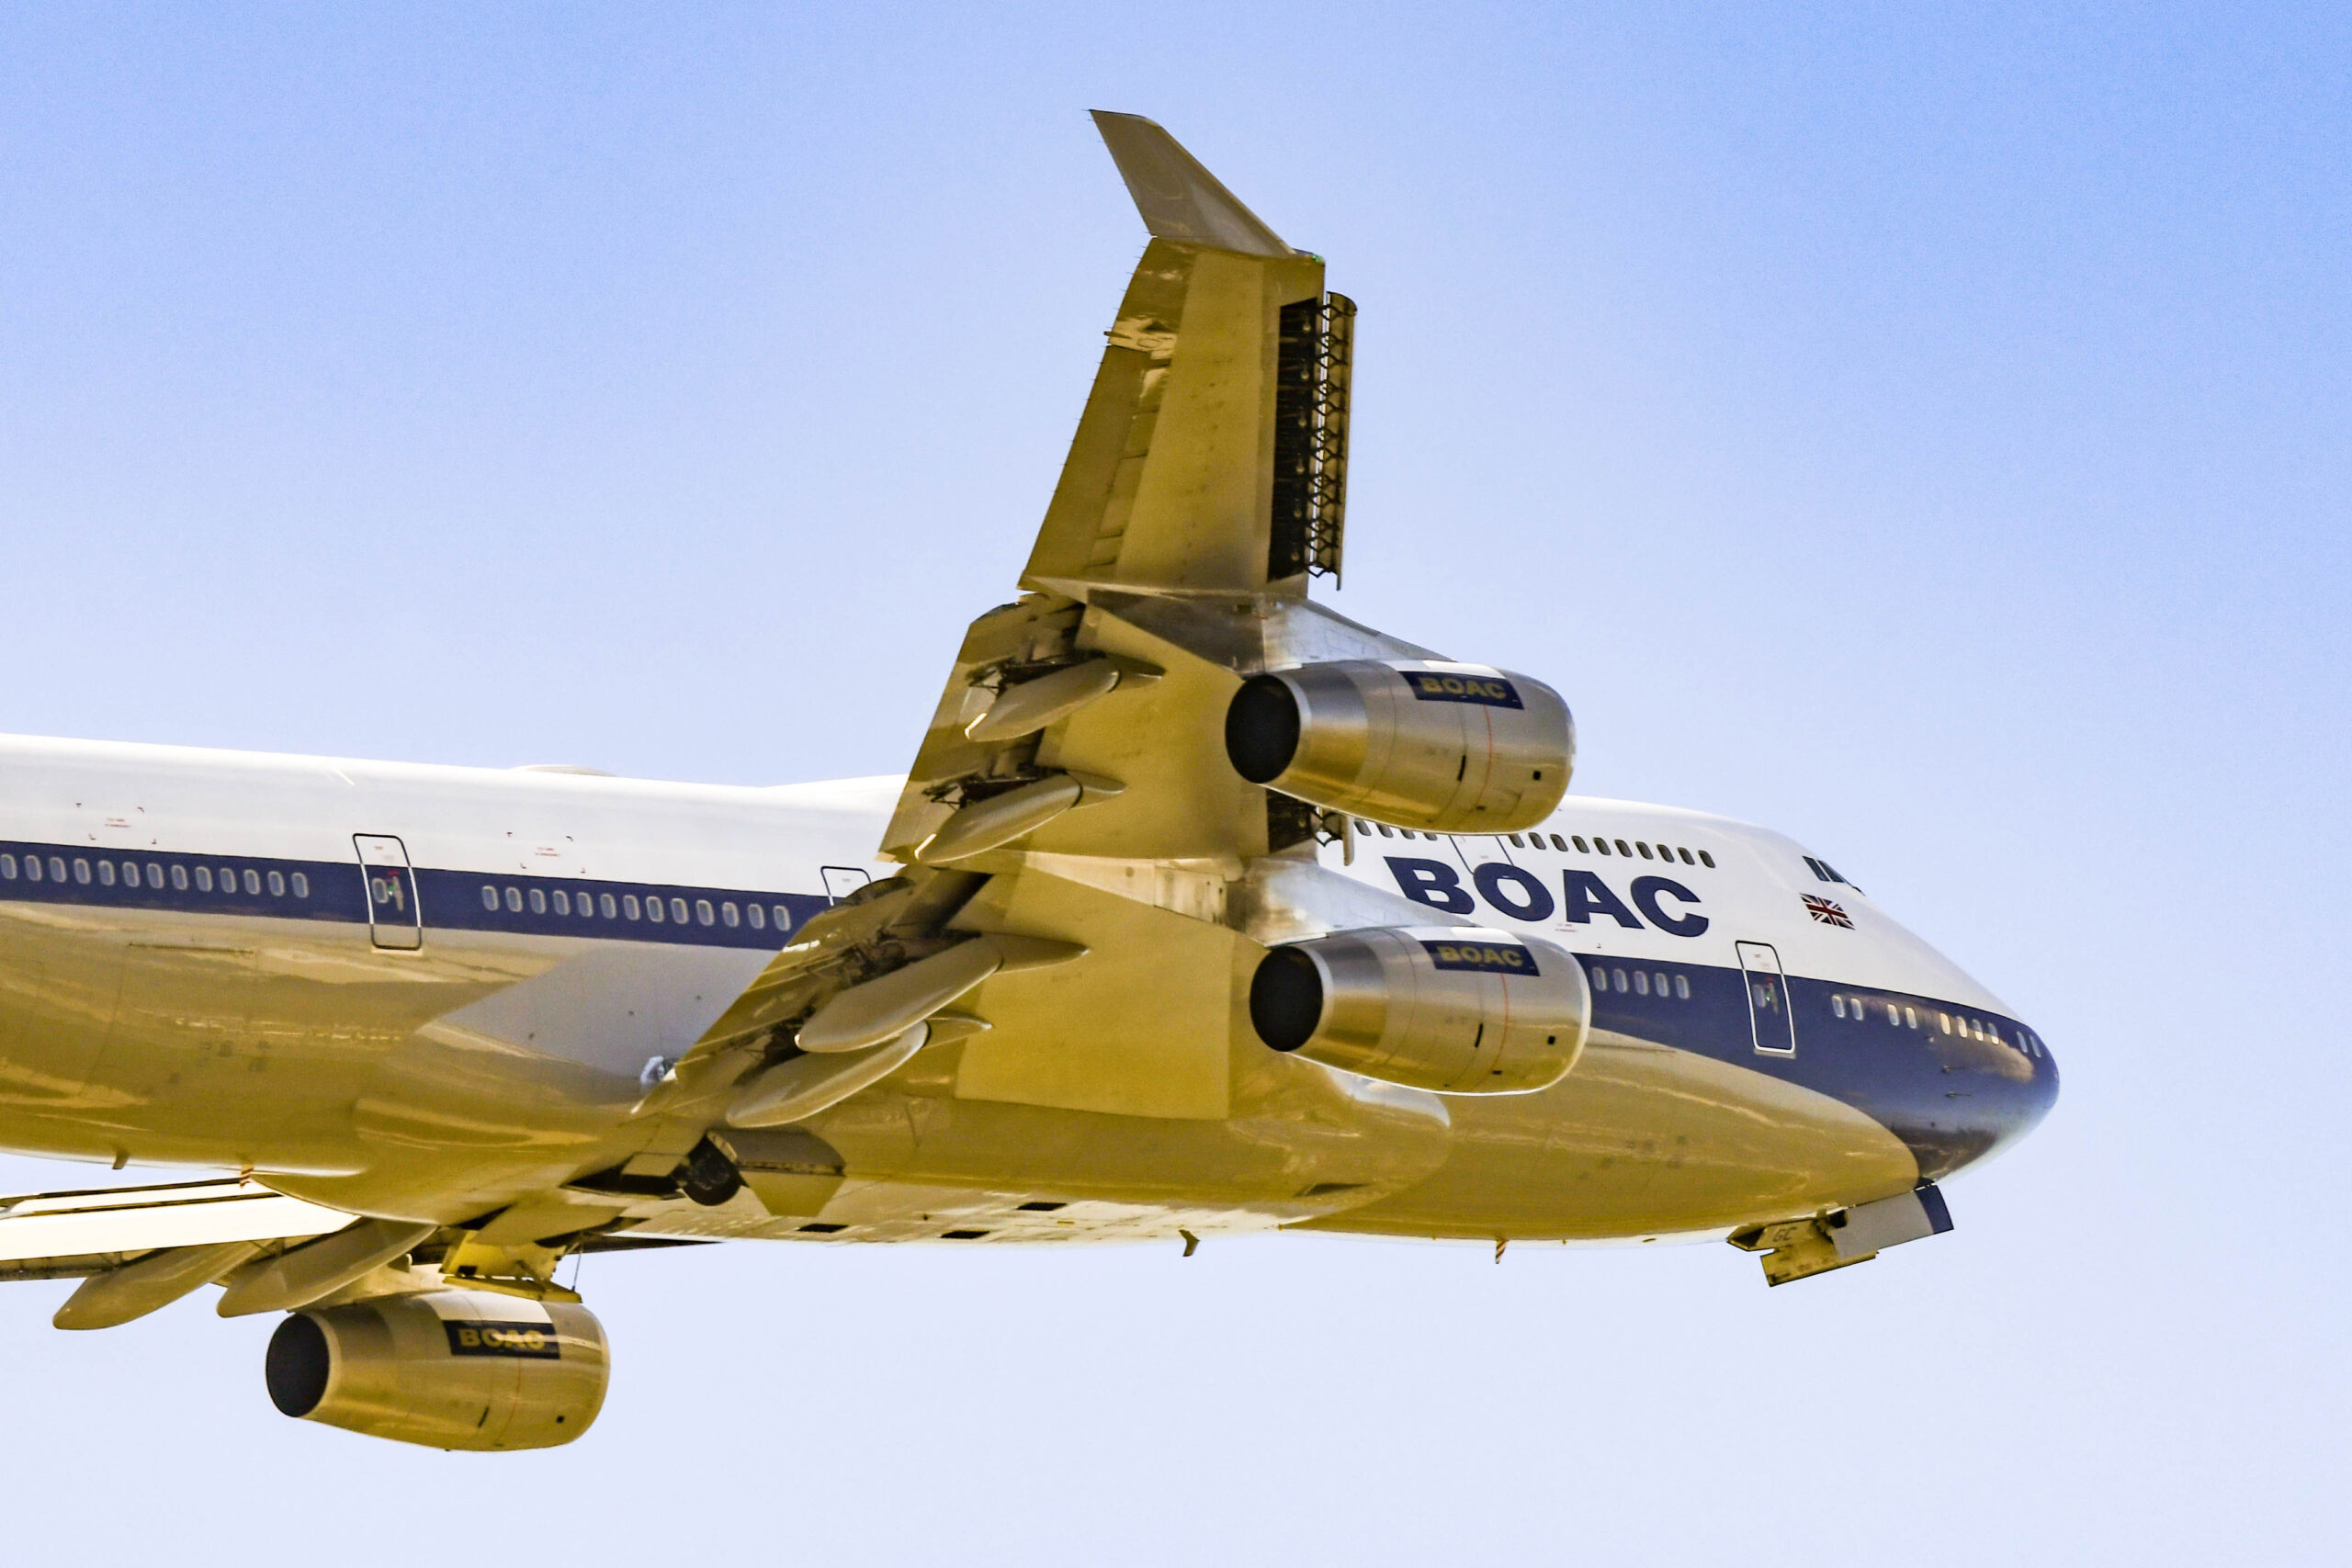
[0,112,2056,1451]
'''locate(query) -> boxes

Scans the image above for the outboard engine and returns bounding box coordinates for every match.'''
[1226,660,1573,833]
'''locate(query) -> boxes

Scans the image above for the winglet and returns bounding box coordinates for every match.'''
[1090,111,1293,257]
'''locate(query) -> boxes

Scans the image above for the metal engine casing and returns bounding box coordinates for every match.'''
[1248,926,1590,1095]
[265,1288,609,1451]
[1225,660,1572,833]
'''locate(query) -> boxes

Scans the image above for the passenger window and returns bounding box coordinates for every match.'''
[1595,839,1611,855]
[145,863,163,888]
[695,898,715,926]
[0,853,14,878]
[600,893,617,919]
[266,871,286,897]
[1673,975,1690,1000]
[1634,971,1649,995]
[671,897,689,923]
[171,864,187,891]
[528,888,547,915]
[481,886,499,910]
[503,886,522,913]
[1832,995,1847,1019]
[747,903,765,930]
[1636,842,1653,860]
[1614,840,1632,857]
[647,897,666,923]
[123,861,140,886]
[242,869,260,895]
[1587,964,1608,991]
[193,865,209,891]
[1551,835,1566,851]
[26,855,43,883]
[1612,967,1628,992]
[290,872,308,898]
[771,904,790,931]
[73,859,89,885]
[623,895,641,919]
[1677,847,1694,864]
[1904,1007,1917,1028]
[1939,1013,1952,1034]
[722,902,741,928]
[552,889,570,916]
[1699,851,1715,868]
[1654,973,1668,996]
[1376,824,1394,838]
[1572,836,1588,852]
[97,861,116,886]
[1508,834,1523,848]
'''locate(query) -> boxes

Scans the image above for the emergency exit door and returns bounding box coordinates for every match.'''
[354,835,423,950]
[1736,940,1795,1056]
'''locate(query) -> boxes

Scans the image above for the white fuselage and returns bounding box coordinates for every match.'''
[0,733,2054,1246]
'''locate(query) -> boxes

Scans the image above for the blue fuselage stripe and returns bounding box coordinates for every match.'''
[0,839,831,949]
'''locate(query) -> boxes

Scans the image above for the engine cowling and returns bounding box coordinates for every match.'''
[265,1288,608,1451]
[1248,925,1589,1094]
[1225,660,1572,833]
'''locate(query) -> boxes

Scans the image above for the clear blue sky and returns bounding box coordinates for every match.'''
[1,5,2345,1562]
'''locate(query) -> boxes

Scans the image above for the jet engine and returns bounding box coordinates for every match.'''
[265,1288,609,1451]
[1225,660,1572,833]
[1248,925,1589,1094]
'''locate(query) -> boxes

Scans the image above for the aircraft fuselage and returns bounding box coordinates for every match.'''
[0,733,2056,1247]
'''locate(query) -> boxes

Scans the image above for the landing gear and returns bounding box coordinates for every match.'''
[679,1136,743,1207]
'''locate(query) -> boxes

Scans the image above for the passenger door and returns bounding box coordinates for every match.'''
[1736,940,1795,1056]
[354,835,423,951]
[820,865,873,905]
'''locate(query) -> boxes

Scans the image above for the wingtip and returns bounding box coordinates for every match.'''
[1088,110,1293,257]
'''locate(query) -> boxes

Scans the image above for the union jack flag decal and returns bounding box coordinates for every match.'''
[1803,894,1854,929]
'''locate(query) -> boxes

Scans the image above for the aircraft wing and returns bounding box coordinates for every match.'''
[0,1178,349,1281]
[851,115,1450,1122]
[628,114,1467,1146]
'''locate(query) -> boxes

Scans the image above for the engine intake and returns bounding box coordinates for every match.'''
[1249,925,1589,1094]
[1226,660,1571,833]
[265,1288,609,1451]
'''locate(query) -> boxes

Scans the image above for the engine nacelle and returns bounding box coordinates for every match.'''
[1248,926,1589,1094]
[1225,660,1572,833]
[265,1289,609,1451]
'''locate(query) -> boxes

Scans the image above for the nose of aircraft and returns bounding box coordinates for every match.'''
[1917,1021,2060,1180]
[1956,1029,2069,1175]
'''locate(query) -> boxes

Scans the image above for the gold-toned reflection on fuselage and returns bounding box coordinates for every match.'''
[0,908,1917,1241]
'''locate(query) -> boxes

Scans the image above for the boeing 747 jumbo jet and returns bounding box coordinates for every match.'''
[0,114,2054,1450]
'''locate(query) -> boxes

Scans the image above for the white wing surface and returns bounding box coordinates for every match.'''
[0,1179,348,1280]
